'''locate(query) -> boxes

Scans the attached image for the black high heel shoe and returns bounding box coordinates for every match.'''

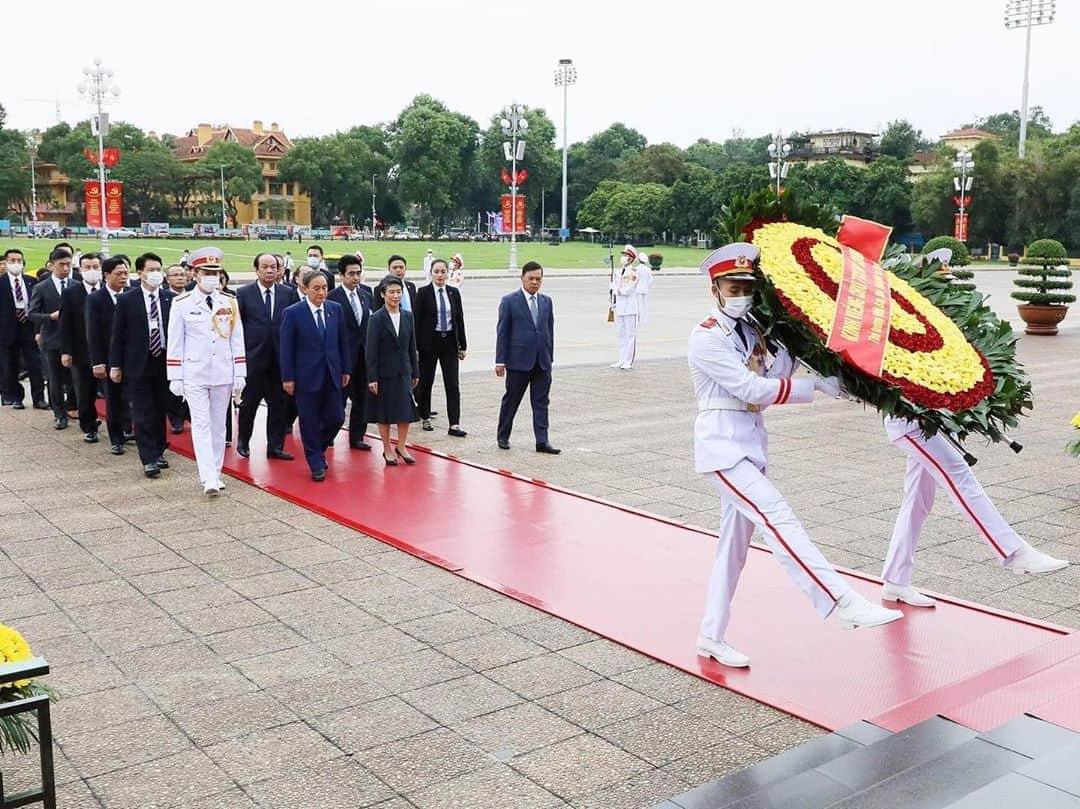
[394,447,416,465]
[383,453,398,466]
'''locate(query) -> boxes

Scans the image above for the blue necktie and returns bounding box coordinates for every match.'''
[400,285,412,312]
[316,308,325,339]
[529,295,539,327]
[264,288,272,317]
[438,287,449,331]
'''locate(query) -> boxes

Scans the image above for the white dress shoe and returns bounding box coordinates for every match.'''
[695,635,750,668]
[203,484,221,497]
[1004,544,1069,574]
[835,591,904,630]
[609,362,622,368]
[882,582,937,608]
[619,363,633,370]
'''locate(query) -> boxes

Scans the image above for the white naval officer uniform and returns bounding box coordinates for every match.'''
[612,265,639,369]
[881,416,1024,585]
[635,258,654,326]
[690,307,852,644]
[167,288,246,488]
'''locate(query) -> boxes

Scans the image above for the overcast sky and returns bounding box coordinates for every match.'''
[5,0,1078,147]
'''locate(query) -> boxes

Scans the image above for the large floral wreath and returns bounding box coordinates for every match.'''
[716,190,1032,445]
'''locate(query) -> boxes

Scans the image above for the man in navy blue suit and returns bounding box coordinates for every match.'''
[235,252,297,461]
[495,261,559,454]
[279,268,351,481]
[0,249,47,410]
[110,252,173,478]
[327,254,374,450]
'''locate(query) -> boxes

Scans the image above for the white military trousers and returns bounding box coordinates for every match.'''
[637,294,649,326]
[616,314,637,367]
[700,459,851,642]
[185,383,232,486]
[882,431,1024,586]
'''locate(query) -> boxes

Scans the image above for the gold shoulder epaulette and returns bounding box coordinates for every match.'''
[221,290,236,297]
[174,291,192,301]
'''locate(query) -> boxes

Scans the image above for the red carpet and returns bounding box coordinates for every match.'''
[156,416,1073,732]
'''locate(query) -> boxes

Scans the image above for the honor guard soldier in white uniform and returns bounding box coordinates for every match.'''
[635,249,654,326]
[689,243,902,668]
[166,247,246,496]
[610,245,640,370]
[447,253,465,290]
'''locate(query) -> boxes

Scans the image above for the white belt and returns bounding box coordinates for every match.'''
[699,397,752,412]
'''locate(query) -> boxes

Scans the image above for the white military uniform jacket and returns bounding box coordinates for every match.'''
[688,307,814,472]
[166,289,247,386]
[883,415,922,442]
[612,266,639,316]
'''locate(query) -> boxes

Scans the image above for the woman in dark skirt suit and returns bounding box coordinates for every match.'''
[366,275,420,465]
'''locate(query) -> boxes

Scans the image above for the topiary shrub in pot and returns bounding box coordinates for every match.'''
[922,236,971,266]
[1011,238,1074,335]
[648,252,662,271]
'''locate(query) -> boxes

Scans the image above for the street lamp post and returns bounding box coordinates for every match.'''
[217,165,227,230]
[767,132,792,197]
[1004,0,1055,158]
[26,131,41,228]
[371,173,377,238]
[77,58,119,257]
[953,151,975,242]
[554,58,577,242]
[501,104,528,273]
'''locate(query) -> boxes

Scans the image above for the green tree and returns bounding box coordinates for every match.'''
[879,119,925,160]
[684,139,728,172]
[566,123,647,229]
[199,140,261,225]
[911,167,954,240]
[858,156,913,228]
[785,158,866,214]
[109,140,182,222]
[389,94,479,227]
[0,130,31,219]
[966,107,1053,153]
[280,132,394,226]
[618,143,688,185]
[668,165,720,237]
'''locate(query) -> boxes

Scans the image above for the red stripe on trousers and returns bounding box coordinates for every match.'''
[715,470,838,602]
[903,435,1006,558]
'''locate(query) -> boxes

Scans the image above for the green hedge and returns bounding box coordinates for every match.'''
[922,236,971,266]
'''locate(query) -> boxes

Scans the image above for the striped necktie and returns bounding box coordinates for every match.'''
[149,295,163,356]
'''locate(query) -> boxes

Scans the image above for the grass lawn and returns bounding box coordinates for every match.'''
[3,237,709,273]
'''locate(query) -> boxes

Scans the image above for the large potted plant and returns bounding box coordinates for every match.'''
[648,252,663,271]
[1011,238,1075,335]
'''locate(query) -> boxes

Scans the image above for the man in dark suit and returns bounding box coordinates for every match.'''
[235,252,296,460]
[87,256,133,455]
[495,261,559,454]
[327,254,374,450]
[373,255,418,312]
[279,269,350,481]
[60,252,103,442]
[414,258,467,437]
[110,252,173,478]
[29,247,77,427]
[0,249,48,410]
[304,244,336,290]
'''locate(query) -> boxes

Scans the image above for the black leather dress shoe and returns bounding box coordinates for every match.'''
[429,410,439,417]
[311,468,326,482]
[84,432,99,444]
[154,457,170,469]
[11,401,25,410]
[54,417,68,430]
[236,443,250,458]
[170,424,184,435]
[33,401,50,410]
[497,439,510,450]
[109,444,124,455]
[448,427,467,438]
[350,441,372,451]
[143,463,161,477]
[536,443,562,455]
[123,432,137,443]
[268,448,294,461]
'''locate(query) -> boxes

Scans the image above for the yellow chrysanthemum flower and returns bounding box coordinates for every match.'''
[0,623,33,688]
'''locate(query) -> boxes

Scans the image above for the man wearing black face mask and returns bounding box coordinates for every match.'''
[61,252,104,442]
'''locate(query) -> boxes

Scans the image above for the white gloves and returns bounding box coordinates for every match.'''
[169,380,184,398]
[233,379,246,396]
[813,375,842,398]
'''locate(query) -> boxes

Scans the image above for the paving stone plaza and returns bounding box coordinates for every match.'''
[1,268,1077,808]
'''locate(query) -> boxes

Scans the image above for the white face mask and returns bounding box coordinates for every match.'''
[81,269,102,285]
[197,275,220,293]
[144,271,164,288]
[720,295,754,320]
[306,256,321,268]
[5,262,23,275]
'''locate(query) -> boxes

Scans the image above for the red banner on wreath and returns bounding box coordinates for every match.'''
[85,181,123,228]
[500,194,526,234]
[826,245,892,378]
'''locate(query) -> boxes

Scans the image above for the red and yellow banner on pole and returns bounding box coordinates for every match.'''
[953,213,969,242]
[85,181,123,229]
[500,194,526,234]
[826,245,893,377]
